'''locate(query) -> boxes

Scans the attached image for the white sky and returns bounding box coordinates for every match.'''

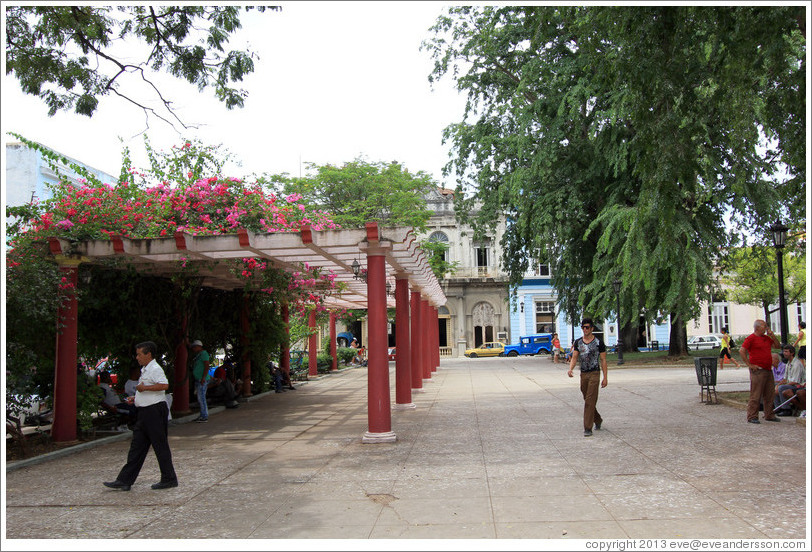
[1,2,466,184]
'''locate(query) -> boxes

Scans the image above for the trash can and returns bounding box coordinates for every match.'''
[650,340,659,351]
[694,357,718,404]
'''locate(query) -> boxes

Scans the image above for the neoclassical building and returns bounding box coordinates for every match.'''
[421,188,510,357]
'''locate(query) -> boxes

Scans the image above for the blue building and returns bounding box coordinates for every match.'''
[509,262,671,351]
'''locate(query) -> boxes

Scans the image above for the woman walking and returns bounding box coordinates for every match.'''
[719,327,740,369]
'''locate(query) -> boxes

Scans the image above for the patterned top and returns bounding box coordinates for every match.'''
[574,336,606,372]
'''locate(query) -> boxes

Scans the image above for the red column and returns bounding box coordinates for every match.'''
[52,262,79,442]
[329,311,338,371]
[308,309,318,377]
[421,298,431,380]
[280,303,291,380]
[432,306,440,372]
[394,276,413,408]
[363,240,396,442]
[240,293,253,397]
[172,313,190,415]
[410,289,423,392]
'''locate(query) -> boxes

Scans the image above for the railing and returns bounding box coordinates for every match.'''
[445,267,502,279]
[439,347,453,357]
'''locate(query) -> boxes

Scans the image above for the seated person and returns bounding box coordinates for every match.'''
[775,344,805,416]
[269,360,285,393]
[208,362,239,408]
[98,371,135,422]
[772,352,787,396]
[123,365,140,398]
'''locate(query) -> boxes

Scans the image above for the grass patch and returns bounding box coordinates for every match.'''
[605,349,727,366]
[717,391,750,404]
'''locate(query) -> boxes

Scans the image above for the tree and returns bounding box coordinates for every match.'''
[424,6,805,356]
[263,158,454,279]
[723,245,806,327]
[5,6,277,128]
[265,158,437,231]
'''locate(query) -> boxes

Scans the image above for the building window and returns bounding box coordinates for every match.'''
[429,231,450,264]
[535,264,550,277]
[535,301,556,334]
[798,303,805,326]
[708,303,729,333]
[475,244,489,275]
[536,301,555,313]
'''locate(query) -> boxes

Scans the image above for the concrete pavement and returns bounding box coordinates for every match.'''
[3,356,809,543]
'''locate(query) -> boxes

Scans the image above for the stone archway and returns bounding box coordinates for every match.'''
[472,302,495,347]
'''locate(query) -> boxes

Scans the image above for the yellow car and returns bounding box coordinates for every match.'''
[464,342,505,358]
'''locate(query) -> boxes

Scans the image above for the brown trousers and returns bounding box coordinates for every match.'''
[746,368,776,421]
[580,370,603,431]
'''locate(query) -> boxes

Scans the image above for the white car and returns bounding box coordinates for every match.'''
[687,335,723,350]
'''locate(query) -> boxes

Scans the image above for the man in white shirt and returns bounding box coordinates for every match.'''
[104,341,178,491]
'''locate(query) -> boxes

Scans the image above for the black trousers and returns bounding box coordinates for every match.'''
[116,401,177,485]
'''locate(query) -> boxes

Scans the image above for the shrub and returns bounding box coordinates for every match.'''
[337,347,356,365]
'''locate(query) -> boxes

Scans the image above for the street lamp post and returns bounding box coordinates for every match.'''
[613,279,624,365]
[770,219,789,345]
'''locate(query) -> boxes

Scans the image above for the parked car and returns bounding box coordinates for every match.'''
[388,347,396,361]
[503,333,553,357]
[687,335,723,350]
[464,342,505,358]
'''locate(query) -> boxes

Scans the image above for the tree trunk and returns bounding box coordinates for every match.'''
[668,313,688,357]
[621,322,638,353]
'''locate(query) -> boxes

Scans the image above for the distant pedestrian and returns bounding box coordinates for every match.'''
[190,339,210,422]
[740,319,781,424]
[104,341,177,491]
[552,333,562,363]
[719,327,740,369]
[567,318,608,437]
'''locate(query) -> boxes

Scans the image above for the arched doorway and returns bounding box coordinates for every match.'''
[472,302,495,347]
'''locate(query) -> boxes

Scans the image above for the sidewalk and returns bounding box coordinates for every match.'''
[3,357,808,543]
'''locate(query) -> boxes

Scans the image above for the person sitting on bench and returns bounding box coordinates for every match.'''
[207,362,240,408]
[775,344,805,416]
[98,371,135,424]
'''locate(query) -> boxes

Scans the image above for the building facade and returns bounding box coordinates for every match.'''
[5,141,117,208]
[421,188,510,357]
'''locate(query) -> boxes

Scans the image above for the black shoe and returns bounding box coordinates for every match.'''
[288,386,296,390]
[275,390,283,393]
[776,410,793,417]
[747,418,761,424]
[764,417,781,422]
[103,480,131,491]
[195,417,208,423]
[584,429,593,437]
[151,480,178,490]
[594,421,602,430]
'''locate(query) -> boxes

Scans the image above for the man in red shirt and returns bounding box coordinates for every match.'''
[740,319,782,424]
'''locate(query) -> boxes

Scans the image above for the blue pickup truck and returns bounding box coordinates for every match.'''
[503,333,553,356]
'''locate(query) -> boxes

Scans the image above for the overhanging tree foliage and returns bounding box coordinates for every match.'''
[423,6,805,356]
[5,5,277,128]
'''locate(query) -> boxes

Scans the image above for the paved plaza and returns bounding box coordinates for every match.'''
[3,356,809,544]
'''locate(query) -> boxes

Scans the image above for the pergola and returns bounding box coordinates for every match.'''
[46,222,446,443]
